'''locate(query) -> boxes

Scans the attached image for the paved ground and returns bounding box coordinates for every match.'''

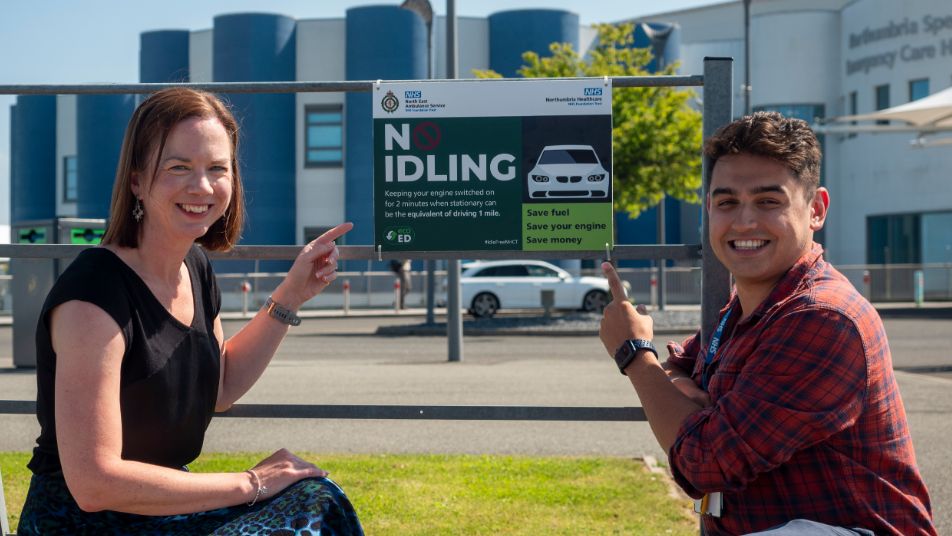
[0,310,949,533]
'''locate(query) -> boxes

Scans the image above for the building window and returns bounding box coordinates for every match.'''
[63,155,78,202]
[875,84,890,125]
[866,213,921,264]
[909,78,929,102]
[848,91,858,139]
[304,105,343,168]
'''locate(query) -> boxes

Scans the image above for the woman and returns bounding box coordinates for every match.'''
[18,88,363,534]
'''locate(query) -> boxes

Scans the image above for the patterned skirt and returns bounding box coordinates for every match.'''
[17,472,363,535]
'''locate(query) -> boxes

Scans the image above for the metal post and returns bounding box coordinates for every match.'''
[241,280,250,316]
[650,271,658,308]
[446,0,463,362]
[657,195,667,310]
[343,279,351,315]
[743,0,752,115]
[394,278,402,313]
[253,259,259,308]
[914,269,924,307]
[701,58,734,347]
[426,259,436,324]
[366,260,373,307]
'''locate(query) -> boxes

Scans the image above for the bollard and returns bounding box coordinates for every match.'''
[342,279,351,316]
[540,289,555,321]
[394,279,401,313]
[649,273,658,309]
[240,281,251,317]
[914,270,924,307]
[862,270,871,300]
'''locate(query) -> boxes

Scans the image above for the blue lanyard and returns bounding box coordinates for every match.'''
[701,307,732,391]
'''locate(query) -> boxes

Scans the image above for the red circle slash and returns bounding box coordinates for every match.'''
[412,121,442,151]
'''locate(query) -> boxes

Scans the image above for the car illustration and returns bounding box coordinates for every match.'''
[446,260,618,318]
[527,145,609,200]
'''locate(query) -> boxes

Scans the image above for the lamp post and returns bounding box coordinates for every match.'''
[743,0,752,114]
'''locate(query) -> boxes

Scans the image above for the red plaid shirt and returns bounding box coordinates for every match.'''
[666,244,935,535]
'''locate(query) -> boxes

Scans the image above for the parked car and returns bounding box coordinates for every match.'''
[449,260,617,318]
[526,145,609,200]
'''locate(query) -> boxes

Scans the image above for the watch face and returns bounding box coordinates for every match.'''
[624,341,637,358]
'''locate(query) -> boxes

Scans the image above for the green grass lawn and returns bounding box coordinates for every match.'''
[1,452,697,535]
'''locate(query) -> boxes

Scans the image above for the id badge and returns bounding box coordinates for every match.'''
[693,492,722,517]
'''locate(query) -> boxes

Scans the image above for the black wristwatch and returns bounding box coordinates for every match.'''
[614,339,658,375]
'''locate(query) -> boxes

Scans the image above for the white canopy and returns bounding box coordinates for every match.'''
[838,85,952,127]
[814,86,952,137]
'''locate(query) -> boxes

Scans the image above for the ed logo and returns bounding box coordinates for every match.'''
[583,87,602,96]
[385,227,415,244]
[405,90,422,99]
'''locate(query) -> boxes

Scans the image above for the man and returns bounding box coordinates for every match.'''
[389,259,411,309]
[599,112,935,535]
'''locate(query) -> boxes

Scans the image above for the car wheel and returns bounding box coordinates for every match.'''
[582,290,609,313]
[470,292,500,318]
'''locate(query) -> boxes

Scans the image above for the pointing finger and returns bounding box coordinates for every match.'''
[601,262,628,301]
[316,222,353,244]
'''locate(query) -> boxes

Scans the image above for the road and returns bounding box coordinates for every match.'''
[0,311,950,533]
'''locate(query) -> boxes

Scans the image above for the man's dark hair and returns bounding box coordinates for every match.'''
[704,111,822,199]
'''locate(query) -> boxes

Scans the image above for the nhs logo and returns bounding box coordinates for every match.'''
[583,87,602,96]
[405,90,422,99]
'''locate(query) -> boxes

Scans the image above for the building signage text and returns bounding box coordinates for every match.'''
[846,12,952,76]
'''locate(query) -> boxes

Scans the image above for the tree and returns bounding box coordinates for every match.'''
[475,23,702,219]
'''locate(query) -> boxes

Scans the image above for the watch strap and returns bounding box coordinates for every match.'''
[614,338,658,375]
[265,296,302,326]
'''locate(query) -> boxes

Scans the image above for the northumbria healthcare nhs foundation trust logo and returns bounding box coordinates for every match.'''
[381,90,399,113]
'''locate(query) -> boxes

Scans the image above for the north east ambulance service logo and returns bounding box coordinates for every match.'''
[381,90,399,113]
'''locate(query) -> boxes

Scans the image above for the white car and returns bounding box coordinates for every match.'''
[527,145,609,200]
[455,260,614,318]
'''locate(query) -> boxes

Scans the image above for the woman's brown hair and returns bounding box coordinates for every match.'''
[101,88,244,251]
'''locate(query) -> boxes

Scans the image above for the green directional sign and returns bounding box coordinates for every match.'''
[70,228,105,245]
[373,79,613,252]
[18,228,47,244]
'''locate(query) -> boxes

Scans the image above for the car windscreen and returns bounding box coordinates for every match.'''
[537,149,598,165]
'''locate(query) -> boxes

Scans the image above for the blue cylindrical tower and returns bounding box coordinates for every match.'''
[10,96,57,222]
[488,9,579,78]
[76,94,135,218]
[140,30,191,83]
[345,6,427,252]
[213,13,296,254]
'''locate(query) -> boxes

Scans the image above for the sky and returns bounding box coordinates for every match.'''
[0,0,724,231]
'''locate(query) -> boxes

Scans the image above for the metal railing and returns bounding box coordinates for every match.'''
[0,61,735,427]
[839,263,952,302]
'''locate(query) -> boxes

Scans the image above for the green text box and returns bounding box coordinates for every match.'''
[522,203,612,251]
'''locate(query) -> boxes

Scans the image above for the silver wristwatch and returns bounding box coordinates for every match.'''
[265,296,302,326]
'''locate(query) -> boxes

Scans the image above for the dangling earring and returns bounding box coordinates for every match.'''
[132,198,144,222]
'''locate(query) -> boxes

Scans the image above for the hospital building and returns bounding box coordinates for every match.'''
[8,0,952,276]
